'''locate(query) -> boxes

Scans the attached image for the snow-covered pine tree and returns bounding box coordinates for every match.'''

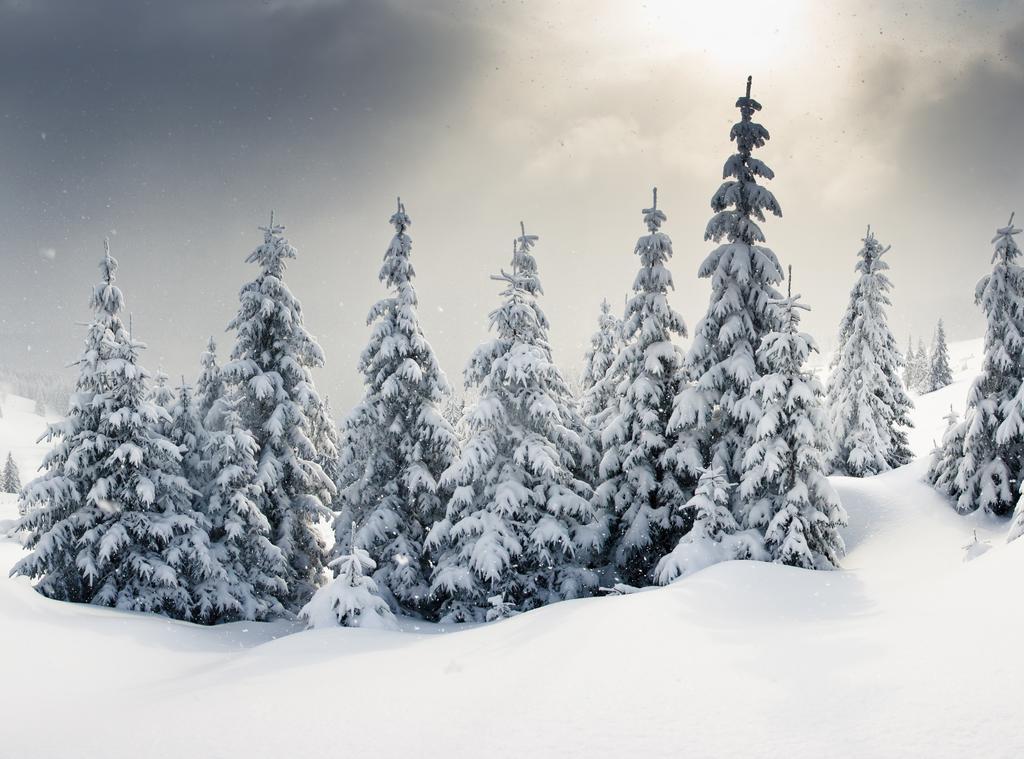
[335,199,459,616]
[1009,492,1024,543]
[168,379,207,495]
[427,224,601,621]
[742,273,847,568]
[11,243,222,619]
[928,319,953,392]
[3,452,21,494]
[667,76,784,524]
[195,337,225,429]
[148,369,176,436]
[824,226,914,476]
[903,336,916,390]
[943,215,1024,516]
[928,406,963,497]
[654,465,746,584]
[311,395,342,491]
[594,189,688,586]
[223,213,335,611]
[196,390,288,622]
[579,299,621,434]
[913,338,930,393]
[300,523,397,630]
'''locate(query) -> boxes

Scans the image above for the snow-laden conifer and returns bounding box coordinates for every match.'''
[3,452,20,494]
[944,215,1024,516]
[654,466,754,584]
[300,524,397,630]
[928,319,954,392]
[825,226,914,476]
[594,190,688,585]
[196,391,288,622]
[168,380,207,495]
[11,243,222,619]
[928,406,963,497]
[335,199,459,615]
[427,224,600,621]
[148,370,175,437]
[1008,494,1024,543]
[195,337,225,428]
[912,338,930,393]
[668,76,784,510]
[742,277,847,568]
[224,214,335,611]
[903,337,917,390]
[579,299,621,431]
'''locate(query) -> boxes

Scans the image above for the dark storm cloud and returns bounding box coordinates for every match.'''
[0,0,481,207]
[0,0,490,383]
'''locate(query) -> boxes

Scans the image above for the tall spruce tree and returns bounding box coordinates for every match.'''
[928,319,954,392]
[224,214,335,611]
[11,243,222,619]
[825,226,914,476]
[667,76,784,525]
[335,199,459,616]
[579,298,621,431]
[427,224,601,621]
[594,190,688,586]
[934,215,1024,516]
[195,337,225,428]
[741,276,847,567]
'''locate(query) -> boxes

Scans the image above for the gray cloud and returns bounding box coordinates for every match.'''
[0,1,1021,410]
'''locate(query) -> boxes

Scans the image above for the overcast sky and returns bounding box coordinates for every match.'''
[1,0,1022,407]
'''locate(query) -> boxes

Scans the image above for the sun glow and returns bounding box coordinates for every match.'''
[612,0,807,68]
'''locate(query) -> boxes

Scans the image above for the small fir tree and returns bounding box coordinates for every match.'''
[903,337,916,390]
[594,189,689,586]
[928,319,954,392]
[580,299,621,432]
[300,524,398,630]
[655,466,751,584]
[195,337,225,428]
[4,452,21,494]
[825,226,914,476]
[168,380,207,495]
[148,370,176,436]
[912,338,930,393]
[928,406,964,497]
[427,224,601,621]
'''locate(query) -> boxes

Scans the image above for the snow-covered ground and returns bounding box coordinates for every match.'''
[2,341,1021,759]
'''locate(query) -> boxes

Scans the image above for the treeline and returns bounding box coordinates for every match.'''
[8,77,1001,630]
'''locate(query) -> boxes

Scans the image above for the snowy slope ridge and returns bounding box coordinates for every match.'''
[2,344,1022,758]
